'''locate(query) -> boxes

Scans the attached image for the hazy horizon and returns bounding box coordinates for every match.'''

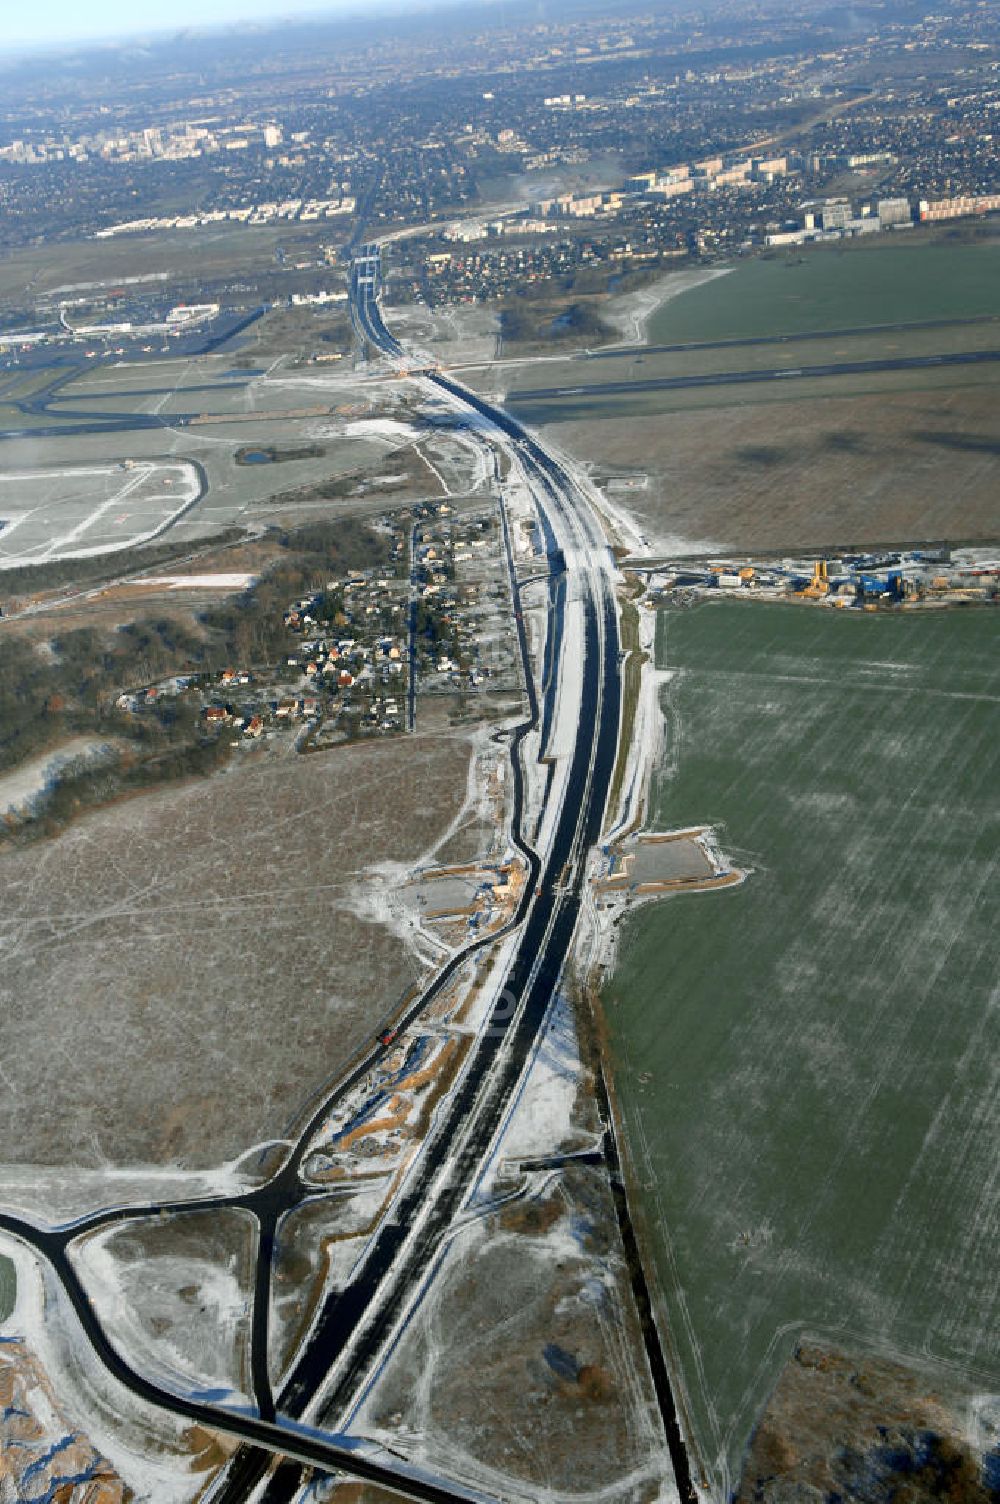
[0,0,435,55]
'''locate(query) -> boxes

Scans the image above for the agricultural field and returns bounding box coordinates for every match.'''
[0,731,473,1192]
[603,601,1000,1496]
[0,1251,13,1322]
[646,239,1000,344]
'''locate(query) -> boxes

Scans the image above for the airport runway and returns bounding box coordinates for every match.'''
[583,310,1000,362]
[507,345,1000,405]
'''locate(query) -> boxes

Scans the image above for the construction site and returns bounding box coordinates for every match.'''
[593,827,744,901]
[633,544,1000,611]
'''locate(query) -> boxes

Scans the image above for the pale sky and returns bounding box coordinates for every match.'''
[2,0,365,51]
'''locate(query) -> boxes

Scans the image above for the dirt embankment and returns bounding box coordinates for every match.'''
[736,1341,999,1503]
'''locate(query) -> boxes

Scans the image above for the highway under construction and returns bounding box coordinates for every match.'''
[0,244,696,1504]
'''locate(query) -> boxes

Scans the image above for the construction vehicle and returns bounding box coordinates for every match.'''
[799,560,830,599]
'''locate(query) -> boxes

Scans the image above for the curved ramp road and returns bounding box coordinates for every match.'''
[0,307,268,442]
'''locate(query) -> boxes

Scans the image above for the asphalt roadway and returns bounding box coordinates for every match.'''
[506,344,1000,406]
[0,307,266,442]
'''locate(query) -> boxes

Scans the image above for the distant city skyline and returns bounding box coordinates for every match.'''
[0,0,393,52]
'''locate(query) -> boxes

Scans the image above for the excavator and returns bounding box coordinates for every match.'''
[799,559,830,599]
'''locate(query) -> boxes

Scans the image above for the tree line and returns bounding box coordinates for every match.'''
[0,518,389,843]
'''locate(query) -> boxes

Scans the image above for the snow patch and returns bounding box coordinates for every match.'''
[0,738,122,818]
[70,1220,253,1406]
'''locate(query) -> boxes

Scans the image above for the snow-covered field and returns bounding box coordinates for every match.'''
[126,571,256,590]
[71,1209,256,1406]
[0,460,202,567]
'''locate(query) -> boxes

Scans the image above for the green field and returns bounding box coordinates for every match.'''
[650,240,1000,343]
[0,1252,14,1323]
[604,602,1000,1494]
